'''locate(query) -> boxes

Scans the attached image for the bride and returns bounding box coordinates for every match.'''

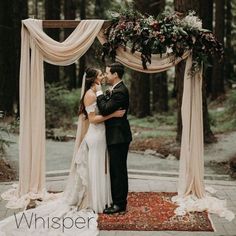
[0,67,125,235]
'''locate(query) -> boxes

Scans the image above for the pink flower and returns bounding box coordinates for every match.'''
[150,20,160,31]
[119,22,126,30]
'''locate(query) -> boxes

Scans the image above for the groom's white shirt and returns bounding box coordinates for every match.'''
[96,80,122,97]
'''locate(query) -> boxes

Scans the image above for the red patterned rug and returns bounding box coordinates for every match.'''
[98,192,214,231]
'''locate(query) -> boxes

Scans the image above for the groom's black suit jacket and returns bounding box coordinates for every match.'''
[97,81,132,146]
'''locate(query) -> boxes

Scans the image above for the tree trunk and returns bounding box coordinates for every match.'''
[44,0,61,83]
[78,0,86,88]
[35,0,38,18]
[130,71,150,118]
[146,0,169,113]
[0,0,28,115]
[14,0,28,116]
[174,0,200,142]
[94,0,105,18]
[64,0,77,89]
[225,0,234,87]
[130,0,158,117]
[174,0,215,143]
[211,0,225,100]
[152,73,169,112]
[232,0,236,80]
[173,0,202,100]
[199,0,216,143]
[200,0,213,97]
[0,1,15,114]
[174,0,200,12]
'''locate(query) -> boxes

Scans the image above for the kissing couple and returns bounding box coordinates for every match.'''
[77,62,133,214]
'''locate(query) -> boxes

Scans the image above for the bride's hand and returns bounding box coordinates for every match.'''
[112,109,126,118]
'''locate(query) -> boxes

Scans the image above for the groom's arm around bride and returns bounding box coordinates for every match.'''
[96,62,132,214]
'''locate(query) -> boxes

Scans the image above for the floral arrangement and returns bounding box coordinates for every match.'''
[102,10,224,74]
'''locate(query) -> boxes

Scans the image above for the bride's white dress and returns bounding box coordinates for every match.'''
[0,101,111,235]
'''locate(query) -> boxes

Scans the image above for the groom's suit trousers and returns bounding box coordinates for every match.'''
[107,142,130,208]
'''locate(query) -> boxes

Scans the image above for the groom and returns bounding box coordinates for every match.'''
[96,62,132,214]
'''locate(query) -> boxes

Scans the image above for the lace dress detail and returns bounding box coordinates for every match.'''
[85,102,96,114]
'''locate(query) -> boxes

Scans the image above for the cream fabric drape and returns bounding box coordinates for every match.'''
[21,19,104,196]
[178,56,205,198]
[1,18,234,221]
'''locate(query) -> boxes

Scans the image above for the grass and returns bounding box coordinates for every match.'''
[129,113,177,128]
[129,113,177,139]
[209,90,236,134]
[138,130,176,138]
[209,109,236,133]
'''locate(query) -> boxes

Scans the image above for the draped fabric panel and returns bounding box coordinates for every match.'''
[1,19,105,209]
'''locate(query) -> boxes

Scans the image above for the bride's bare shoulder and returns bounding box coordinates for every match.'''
[84,89,96,107]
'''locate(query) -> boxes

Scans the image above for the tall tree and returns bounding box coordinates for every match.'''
[78,0,86,88]
[130,72,150,117]
[199,0,216,143]
[0,1,15,114]
[0,0,28,115]
[14,0,28,116]
[94,0,105,18]
[225,0,234,87]
[144,0,169,113]
[174,0,215,143]
[211,0,225,99]
[35,0,38,18]
[44,0,61,83]
[232,0,236,80]
[200,0,213,96]
[130,0,155,118]
[64,0,77,89]
[174,0,200,141]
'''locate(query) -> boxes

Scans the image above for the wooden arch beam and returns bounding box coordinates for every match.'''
[42,20,111,29]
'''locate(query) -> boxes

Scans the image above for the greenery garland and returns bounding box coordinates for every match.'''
[102,10,224,74]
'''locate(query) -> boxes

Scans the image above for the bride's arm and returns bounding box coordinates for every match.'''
[85,91,125,124]
[88,110,124,124]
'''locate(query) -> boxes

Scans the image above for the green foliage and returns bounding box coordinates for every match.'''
[0,126,10,156]
[139,130,176,138]
[8,117,20,134]
[209,90,236,133]
[45,83,81,129]
[102,10,224,74]
[0,118,12,157]
[129,113,176,138]
[227,90,236,118]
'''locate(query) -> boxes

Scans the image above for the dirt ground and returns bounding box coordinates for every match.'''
[130,136,180,158]
[0,158,16,182]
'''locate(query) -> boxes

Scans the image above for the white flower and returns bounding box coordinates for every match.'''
[166,47,173,54]
[110,11,120,18]
[181,13,202,30]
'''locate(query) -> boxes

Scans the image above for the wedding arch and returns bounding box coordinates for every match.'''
[1,17,234,220]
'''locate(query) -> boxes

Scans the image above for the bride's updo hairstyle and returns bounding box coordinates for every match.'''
[78,68,99,119]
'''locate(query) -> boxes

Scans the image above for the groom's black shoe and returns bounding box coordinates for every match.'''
[103,204,126,214]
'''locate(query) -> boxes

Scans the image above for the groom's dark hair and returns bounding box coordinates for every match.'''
[108,62,124,79]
